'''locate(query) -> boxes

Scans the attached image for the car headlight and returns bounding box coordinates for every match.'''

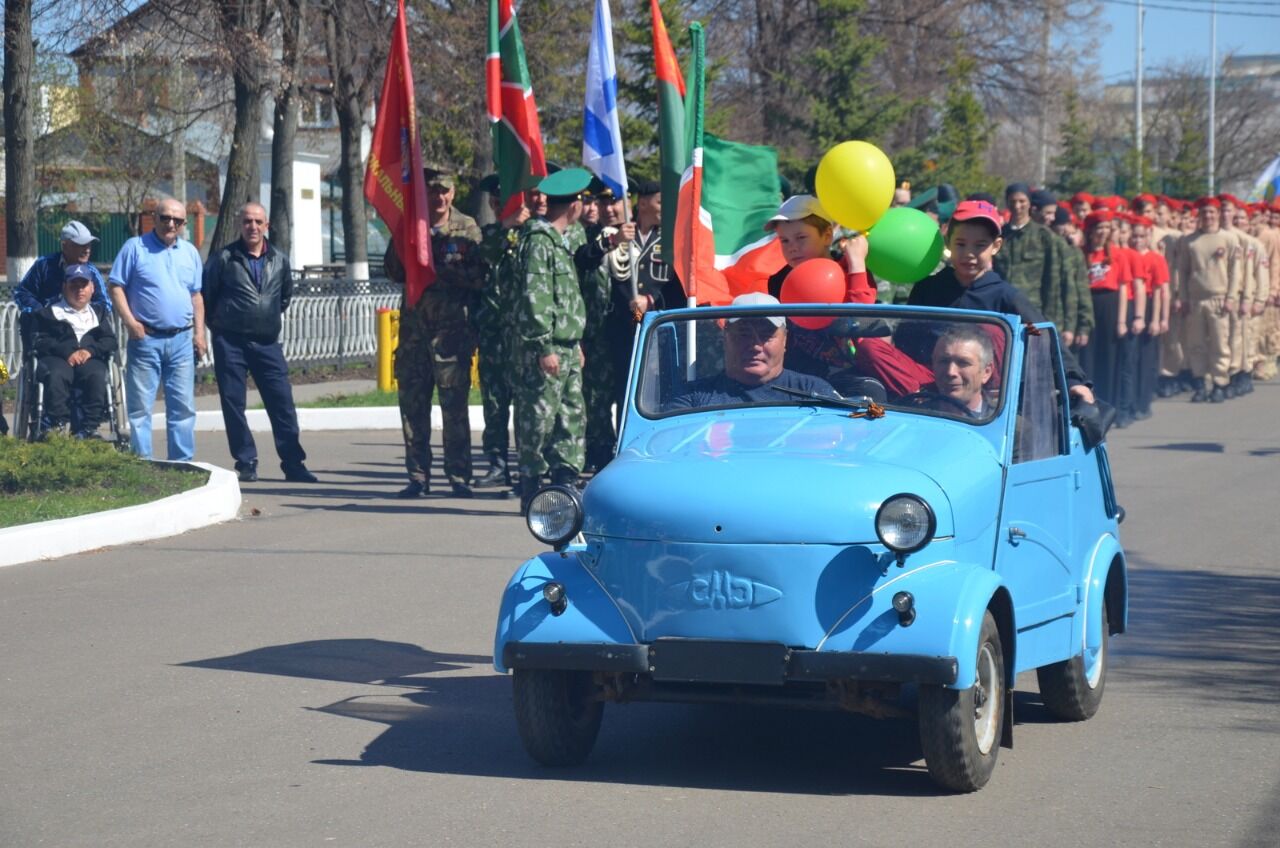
[875,494,936,556]
[526,485,584,549]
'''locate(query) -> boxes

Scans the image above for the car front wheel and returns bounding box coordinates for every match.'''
[1037,603,1109,721]
[918,610,1005,792]
[512,669,603,766]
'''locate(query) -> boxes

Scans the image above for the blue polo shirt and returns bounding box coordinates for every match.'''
[108,231,202,331]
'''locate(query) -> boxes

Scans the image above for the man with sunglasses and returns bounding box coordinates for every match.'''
[108,197,206,460]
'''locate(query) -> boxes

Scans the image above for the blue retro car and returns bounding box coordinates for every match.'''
[494,302,1128,792]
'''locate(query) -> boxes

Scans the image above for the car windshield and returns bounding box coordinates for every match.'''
[636,307,1010,424]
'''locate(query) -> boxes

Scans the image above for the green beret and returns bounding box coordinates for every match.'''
[538,167,593,202]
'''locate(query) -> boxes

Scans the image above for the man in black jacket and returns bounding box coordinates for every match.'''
[203,202,316,483]
[31,264,117,437]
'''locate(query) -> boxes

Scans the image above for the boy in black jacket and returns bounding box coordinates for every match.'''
[31,264,117,437]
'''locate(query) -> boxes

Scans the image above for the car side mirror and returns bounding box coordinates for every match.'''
[1070,397,1115,452]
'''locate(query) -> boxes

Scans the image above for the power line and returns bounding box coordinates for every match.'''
[1100,0,1280,18]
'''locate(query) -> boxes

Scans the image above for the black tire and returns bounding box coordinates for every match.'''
[1037,603,1109,721]
[918,610,1005,792]
[512,669,603,766]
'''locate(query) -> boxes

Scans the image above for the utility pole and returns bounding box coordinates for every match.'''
[1208,0,1217,195]
[1038,7,1052,186]
[1136,0,1144,191]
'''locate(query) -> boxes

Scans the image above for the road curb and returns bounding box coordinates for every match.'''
[0,461,242,568]
[153,405,489,432]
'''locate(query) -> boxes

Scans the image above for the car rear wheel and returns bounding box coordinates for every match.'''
[512,669,603,766]
[1037,603,1109,721]
[918,610,1005,792]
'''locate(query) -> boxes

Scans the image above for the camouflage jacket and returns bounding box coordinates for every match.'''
[574,224,614,341]
[517,217,587,356]
[475,222,522,337]
[383,206,485,328]
[995,221,1066,318]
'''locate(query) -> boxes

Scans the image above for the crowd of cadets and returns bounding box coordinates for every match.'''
[390,163,1280,509]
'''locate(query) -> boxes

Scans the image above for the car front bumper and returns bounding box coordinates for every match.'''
[502,638,958,687]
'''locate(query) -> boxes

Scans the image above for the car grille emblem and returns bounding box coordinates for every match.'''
[668,570,782,610]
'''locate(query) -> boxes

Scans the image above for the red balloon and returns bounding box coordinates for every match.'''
[780,258,844,329]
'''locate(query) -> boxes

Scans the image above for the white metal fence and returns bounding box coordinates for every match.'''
[1,281,401,377]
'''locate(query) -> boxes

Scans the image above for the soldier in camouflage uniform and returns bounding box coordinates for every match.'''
[514,168,592,511]
[383,167,486,499]
[473,176,530,489]
[995,184,1072,334]
[574,181,634,471]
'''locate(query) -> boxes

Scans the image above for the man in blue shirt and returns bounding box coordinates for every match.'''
[13,220,111,312]
[108,197,207,460]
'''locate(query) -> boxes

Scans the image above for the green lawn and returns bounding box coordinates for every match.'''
[290,387,483,408]
[0,436,207,527]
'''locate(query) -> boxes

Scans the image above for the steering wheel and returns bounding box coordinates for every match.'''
[897,390,975,416]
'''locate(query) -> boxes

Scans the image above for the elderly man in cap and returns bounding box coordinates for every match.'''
[384,166,486,498]
[28,263,118,437]
[14,220,111,313]
[514,167,592,511]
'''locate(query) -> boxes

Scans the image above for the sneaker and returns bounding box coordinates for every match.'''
[397,480,428,499]
[1190,388,1208,403]
[238,465,259,483]
[283,464,318,483]
[1209,385,1227,403]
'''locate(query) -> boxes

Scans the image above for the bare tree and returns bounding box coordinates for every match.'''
[5,0,38,280]
[269,0,306,256]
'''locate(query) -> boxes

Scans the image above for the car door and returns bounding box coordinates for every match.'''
[997,326,1076,669]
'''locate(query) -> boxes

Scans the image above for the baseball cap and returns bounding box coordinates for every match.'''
[726,292,785,328]
[764,195,831,230]
[64,263,95,281]
[60,220,98,245]
[950,199,1003,233]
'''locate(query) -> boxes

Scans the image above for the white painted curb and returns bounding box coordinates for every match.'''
[153,405,491,432]
[0,461,242,568]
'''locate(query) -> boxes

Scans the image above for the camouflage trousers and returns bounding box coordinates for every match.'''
[581,334,617,468]
[396,315,476,485]
[476,329,513,460]
[515,342,585,481]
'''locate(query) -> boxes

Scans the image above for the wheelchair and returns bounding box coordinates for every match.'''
[12,312,129,446]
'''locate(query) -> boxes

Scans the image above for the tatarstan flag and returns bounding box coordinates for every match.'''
[487,0,547,218]
[651,0,686,255]
[364,0,433,306]
[672,23,782,306]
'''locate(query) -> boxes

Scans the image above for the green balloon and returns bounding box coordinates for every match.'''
[865,207,945,284]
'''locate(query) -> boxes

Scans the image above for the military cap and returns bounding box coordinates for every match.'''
[538,167,593,203]
[586,175,618,200]
[423,166,456,189]
[478,173,500,194]
[632,177,661,197]
[1029,189,1056,208]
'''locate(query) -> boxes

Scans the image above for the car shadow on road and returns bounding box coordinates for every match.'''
[180,637,946,797]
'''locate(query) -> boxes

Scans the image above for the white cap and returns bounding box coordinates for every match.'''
[727,292,785,327]
[764,195,831,230]
[60,220,98,245]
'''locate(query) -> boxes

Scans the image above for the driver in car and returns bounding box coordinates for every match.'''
[667,293,839,409]
[929,325,996,418]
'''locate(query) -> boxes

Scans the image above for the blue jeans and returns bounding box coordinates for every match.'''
[126,329,196,460]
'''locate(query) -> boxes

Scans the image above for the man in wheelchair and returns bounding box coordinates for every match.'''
[28,265,117,438]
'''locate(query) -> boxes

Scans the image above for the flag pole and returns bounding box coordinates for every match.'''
[684,23,705,380]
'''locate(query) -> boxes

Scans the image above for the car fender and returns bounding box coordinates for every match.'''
[493,552,636,673]
[1076,533,1127,657]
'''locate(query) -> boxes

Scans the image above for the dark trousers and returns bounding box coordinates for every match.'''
[39,356,107,429]
[212,332,305,471]
[1136,301,1160,415]
[1079,290,1120,405]
[1116,328,1138,416]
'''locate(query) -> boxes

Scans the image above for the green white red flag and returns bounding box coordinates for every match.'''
[651,0,686,254]
[364,0,433,306]
[487,0,547,218]
[672,23,782,305]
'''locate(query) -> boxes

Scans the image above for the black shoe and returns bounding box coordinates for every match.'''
[238,465,258,483]
[1190,388,1208,403]
[1209,385,1227,403]
[283,464,318,483]
[1241,374,1254,394]
[550,467,582,489]
[450,481,474,498]
[475,458,509,488]
[1114,414,1133,429]
[75,430,104,441]
[1223,382,1237,399]
[1134,408,1152,421]
[519,476,542,515]
[397,480,428,499]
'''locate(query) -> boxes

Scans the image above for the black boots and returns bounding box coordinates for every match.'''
[475,454,511,488]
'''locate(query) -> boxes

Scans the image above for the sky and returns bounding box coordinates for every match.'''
[1096,0,1280,82]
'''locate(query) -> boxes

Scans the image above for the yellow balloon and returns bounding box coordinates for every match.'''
[814,141,896,232]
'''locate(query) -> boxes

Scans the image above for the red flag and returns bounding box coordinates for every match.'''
[364,0,433,306]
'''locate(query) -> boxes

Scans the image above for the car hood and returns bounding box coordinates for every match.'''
[586,411,1002,545]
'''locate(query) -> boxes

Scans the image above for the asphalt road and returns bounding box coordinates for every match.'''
[2,387,1278,847]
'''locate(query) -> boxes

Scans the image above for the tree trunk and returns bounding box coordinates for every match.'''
[209,0,269,254]
[326,4,368,281]
[269,0,306,258]
[4,0,37,281]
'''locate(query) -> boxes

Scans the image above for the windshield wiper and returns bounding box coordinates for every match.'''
[770,385,885,415]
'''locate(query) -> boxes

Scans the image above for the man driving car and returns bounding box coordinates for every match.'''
[930,325,996,418]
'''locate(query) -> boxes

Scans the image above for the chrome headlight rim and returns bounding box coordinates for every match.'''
[526,484,584,549]
[874,493,936,555]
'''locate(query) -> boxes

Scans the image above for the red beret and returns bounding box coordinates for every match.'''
[1084,210,1114,229]
[1131,194,1157,209]
[1195,197,1221,209]
[1070,192,1095,204]
[1217,194,1244,208]
[1156,195,1173,207]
